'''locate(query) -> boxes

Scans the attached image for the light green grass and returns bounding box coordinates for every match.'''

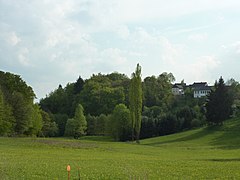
[1,118,240,179]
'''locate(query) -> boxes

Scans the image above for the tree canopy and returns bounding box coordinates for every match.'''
[0,71,41,136]
[65,104,87,138]
[2,70,240,142]
[110,104,131,141]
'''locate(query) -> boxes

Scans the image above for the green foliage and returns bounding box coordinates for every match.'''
[141,72,176,138]
[40,76,86,120]
[0,88,4,122]
[0,88,15,136]
[142,106,163,118]
[110,104,131,141]
[140,116,157,139]
[0,71,47,136]
[11,92,33,135]
[129,64,143,142]
[143,72,174,111]
[158,114,178,135]
[27,104,43,136]
[0,71,42,136]
[86,114,110,136]
[191,118,201,128]
[176,106,195,130]
[52,113,68,136]
[64,104,87,138]
[95,114,108,136]
[73,76,84,94]
[79,73,127,116]
[40,84,71,115]
[86,114,97,135]
[0,103,15,136]
[0,71,35,102]
[206,77,234,125]
[41,110,58,137]
[226,78,240,117]
[172,87,199,108]
[39,70,207,139]
[143,76,158,107]
[74,104,87,138]
[141,103,206,139]
[64,118,75,137]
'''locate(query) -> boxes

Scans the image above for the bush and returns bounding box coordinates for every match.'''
[158,114,177,136]
[191,119,201,128]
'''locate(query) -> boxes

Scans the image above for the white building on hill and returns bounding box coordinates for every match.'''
[172,82,212,98]
[191,82,212,98]
[172,83,185,95]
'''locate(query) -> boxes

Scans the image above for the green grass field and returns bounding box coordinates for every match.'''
[1,118,240,179]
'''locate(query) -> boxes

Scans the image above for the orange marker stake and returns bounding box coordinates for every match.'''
[67,165,71,180]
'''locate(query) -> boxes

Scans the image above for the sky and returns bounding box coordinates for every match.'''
[1,0,240,100]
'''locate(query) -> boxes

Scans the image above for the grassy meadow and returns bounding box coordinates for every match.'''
[1,118,240,179]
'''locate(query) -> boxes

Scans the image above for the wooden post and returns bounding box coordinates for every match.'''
[67,165,71,180]
[78,167,80,180]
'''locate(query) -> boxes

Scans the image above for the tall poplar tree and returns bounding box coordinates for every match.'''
[129,64,142,143]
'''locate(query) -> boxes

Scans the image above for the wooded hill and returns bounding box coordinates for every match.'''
[1,70,239,141]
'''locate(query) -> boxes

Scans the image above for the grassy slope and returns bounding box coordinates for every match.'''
[141,117,240,149]
[0,118,240,179]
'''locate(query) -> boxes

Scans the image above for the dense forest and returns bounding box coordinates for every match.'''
[0,68,240,141]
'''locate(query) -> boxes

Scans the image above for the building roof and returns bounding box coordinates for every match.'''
[172,83,186,89]
[188,82,212,91]
[172,82,213,92]
[172,84,183,89]
[192,82,207,87]
[194,86,212,91]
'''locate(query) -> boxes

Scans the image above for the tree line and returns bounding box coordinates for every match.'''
[1,66,240,141]
[0,71,57,136]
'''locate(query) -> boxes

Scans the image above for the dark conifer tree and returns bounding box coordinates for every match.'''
[206,76,233,125]
[74,76,84,94]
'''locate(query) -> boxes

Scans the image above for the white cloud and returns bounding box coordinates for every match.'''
[18,48,32,67]
[87,0,240,25]
[188,56,220,81]
[188,33,208,42]
[60,60,79,77]
[131,28,185,66]
[173,23,221,35]
[51,1,75,18]
[7,32,21,46]
[133,27,156,44]
[231,41,240,54]
[221,45,227,49]
[101,48,127,65]
[222,41,240,55]
[116,25,130,40]
[161,38,184,66]
[1,0,240,99]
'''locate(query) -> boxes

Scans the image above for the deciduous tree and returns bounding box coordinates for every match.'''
[64,104,87,138]
[111,104,131,141]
